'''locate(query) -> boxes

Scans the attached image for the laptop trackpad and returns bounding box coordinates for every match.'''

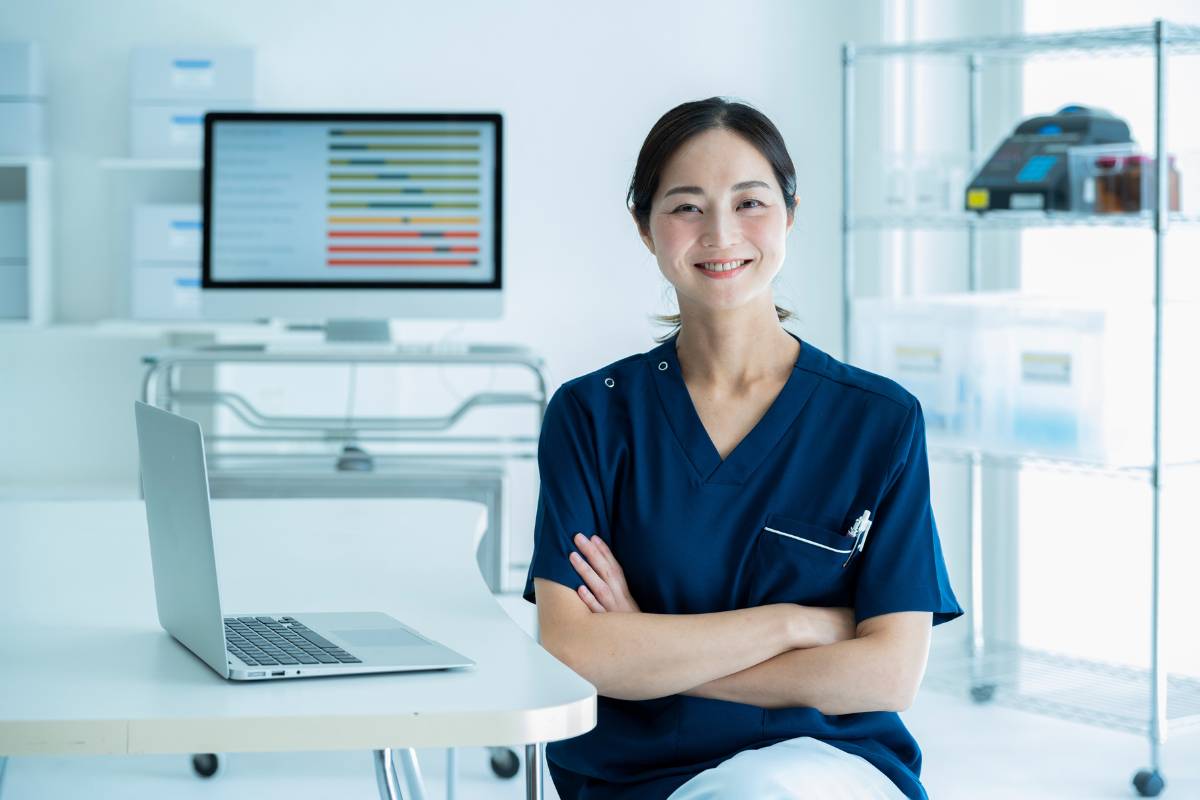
[334,628,428,648]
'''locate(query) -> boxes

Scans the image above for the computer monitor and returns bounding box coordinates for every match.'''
[201,111,503,334]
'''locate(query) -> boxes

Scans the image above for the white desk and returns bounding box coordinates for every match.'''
[0,498,595,799]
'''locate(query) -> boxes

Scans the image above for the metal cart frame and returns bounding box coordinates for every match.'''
[142,342,549,593]
[841,19,1200,797]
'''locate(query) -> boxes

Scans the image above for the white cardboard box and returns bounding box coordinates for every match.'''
[0,202,27,260]
[0,101,46,156]
[0,41,46,98]
[133,203,201,263]
[131,264,201,320]
[0,262,28,319]
[129,103,227,160]
[130,46,254,103]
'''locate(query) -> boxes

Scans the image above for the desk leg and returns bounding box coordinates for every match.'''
[445,748,457,800]
[374,749,407,800]
[394,748,427,800]
[525,743,543,800]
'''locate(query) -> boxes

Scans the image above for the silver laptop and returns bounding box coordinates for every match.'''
[133,401,474,681]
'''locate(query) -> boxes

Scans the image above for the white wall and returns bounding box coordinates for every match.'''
[0,0,892,593]
[0,1,1021,596]
[0,0,876,485]
[0,0,869,357]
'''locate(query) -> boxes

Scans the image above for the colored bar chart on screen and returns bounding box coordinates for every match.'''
[324,124,488,271]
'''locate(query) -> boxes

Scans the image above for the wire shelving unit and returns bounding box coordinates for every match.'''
[842,19,1200,798]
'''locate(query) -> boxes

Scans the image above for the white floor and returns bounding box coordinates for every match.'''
[3,682,1196,799]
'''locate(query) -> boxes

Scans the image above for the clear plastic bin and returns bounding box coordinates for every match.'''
[977,295,1200,466]
[1087,301,1198,467]
[973,295,1106,459]
[851,296,980,446]
[853,293,1200,466]
[1067,144,1181,214]
[1067,143,1138,213]
[876,152,971,215]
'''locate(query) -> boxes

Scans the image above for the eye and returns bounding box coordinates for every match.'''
[740,198,765,209]
[672,204,700,213]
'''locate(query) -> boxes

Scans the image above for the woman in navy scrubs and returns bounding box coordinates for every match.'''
[524,97,963,799]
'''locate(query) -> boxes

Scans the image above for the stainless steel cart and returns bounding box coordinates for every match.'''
[842,20,1200,798]
[141,340,549,593]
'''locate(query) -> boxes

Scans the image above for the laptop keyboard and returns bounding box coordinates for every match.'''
[223,616,363,667]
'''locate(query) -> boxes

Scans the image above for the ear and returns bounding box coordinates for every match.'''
[786,193,799,233]
[631,209,656,255]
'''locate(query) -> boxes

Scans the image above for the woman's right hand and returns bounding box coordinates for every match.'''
[569,532,641,614]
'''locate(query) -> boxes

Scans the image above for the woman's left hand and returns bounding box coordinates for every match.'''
[568,533,641,613]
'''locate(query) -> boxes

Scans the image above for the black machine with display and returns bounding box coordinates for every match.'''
[965,105,1132,212]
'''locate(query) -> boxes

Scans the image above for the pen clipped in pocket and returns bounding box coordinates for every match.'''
[742,513,857,608]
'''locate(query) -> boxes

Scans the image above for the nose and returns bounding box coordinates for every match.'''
[700,205,740,249]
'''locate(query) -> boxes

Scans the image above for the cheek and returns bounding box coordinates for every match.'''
[650,219,694,256]
[743,215,787,252]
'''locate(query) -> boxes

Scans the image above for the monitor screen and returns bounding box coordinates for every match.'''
[201,111,502,321]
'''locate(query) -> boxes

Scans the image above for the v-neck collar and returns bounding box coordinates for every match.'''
[647,329,822,485]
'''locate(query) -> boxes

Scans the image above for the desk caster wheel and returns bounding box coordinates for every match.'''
[1133,769,1165,797]
[191,753,221,779]
[970,683,996,703]
[489,747,519,779]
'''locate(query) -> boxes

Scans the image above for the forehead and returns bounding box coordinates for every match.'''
[657,128,774,192]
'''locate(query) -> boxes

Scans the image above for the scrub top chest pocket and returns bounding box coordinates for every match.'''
[743,513,859,609]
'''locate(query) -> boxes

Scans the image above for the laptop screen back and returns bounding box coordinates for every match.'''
[133,402,229,677]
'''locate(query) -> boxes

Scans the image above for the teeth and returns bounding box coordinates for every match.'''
[699,260,747,272]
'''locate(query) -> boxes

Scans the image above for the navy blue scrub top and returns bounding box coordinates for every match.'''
[524,330,963,800]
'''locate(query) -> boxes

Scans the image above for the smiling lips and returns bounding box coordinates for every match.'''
[694,258,752,279]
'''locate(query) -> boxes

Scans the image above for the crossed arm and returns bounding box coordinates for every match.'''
[534,534,932,715]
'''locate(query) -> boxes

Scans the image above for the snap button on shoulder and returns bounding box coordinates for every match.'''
[604,377,615,388]
[658,361,668,371]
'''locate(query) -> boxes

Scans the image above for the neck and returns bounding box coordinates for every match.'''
[673,303,798,392]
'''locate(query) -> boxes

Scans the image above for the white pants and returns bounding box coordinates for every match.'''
[666,736,910,800]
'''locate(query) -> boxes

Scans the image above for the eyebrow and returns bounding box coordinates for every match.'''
[662,180,772,198]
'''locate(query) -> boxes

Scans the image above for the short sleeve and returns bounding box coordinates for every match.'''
[854,399,964,627]
[523,384,610,605]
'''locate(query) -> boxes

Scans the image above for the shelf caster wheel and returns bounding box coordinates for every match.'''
[489,747,520,779]
[1132,769,1165,797]
[969,683,996,703]
[191,753,222,779]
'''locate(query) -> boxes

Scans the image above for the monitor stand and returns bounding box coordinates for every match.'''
[324,319,388,471]
[335,444,374,472]
[324,319,390,344]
